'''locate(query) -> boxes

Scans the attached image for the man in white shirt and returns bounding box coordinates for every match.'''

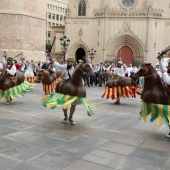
[116,60,125,77]
[6,58,17,76]
[127,64,133,77]
[157,55,170,85]
[49,54,77,125]
[157,54,170,138]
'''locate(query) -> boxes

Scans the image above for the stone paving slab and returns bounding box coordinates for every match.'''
[82,149,125,169]
[99,141,136,156]
[0,154,21,170]
[1,144,46,161]
[62,159,113,170]
[0,84,170,170]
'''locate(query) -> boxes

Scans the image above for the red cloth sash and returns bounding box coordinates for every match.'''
[7,64,13,70]
[15,63,20,70]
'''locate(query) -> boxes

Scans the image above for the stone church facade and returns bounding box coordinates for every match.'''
[56,0,170,65]
[0,0,46,61]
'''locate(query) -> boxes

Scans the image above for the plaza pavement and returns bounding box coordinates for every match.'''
[0,84,170,170]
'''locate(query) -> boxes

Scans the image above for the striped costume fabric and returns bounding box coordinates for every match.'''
[42,78,60,94]
[0,81,34,102]
[41,92,97,116]
[26,76,37,83]
[101,86,141,100]
[140,101,170,126]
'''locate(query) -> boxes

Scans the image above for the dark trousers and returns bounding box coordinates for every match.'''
[95,73,99,86]
[82,73,90,86]
[98,74,103,86]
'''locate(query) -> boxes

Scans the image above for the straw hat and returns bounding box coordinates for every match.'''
[67,57,74,62]
[7,57,14,61]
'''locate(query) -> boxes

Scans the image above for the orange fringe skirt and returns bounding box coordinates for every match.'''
[43,78,60,95]
[101,86,141,100]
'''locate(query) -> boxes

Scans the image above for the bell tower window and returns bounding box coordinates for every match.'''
[78,0,86,16]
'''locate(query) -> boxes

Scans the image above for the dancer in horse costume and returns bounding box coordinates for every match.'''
[131,46,170,138]
[0,57,34,104]
[37,57,61,95]
[41,54,96,125]
[24,60,38,83]
[102,58,142,104]
[158,53,170,138]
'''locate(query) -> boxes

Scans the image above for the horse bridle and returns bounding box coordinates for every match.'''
[133,65,158,79]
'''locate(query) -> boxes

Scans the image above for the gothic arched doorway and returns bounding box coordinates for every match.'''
[75,48,85,62]
[117,46,133,66]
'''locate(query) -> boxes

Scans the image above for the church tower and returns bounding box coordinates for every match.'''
[0,0,46,61]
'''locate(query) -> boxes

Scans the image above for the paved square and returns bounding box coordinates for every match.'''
[0,84,170,170]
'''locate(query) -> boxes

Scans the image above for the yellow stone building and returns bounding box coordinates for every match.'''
[0,0,46,61]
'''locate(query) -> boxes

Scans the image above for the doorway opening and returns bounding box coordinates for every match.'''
[75,48,85,62]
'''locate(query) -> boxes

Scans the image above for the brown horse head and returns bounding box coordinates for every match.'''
[78,62,95,77]
[132,63,169,104]
[132,62,156,82]
[56,61,95,97]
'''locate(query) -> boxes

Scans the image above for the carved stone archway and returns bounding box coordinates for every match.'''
[69,40,89,60]
[106,34,145,65]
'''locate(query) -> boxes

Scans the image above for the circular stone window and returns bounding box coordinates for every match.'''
[122,0,134,8]
[118,0,137,9]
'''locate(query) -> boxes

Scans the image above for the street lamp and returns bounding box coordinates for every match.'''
[60,36,70,61]
[88,48,96,64]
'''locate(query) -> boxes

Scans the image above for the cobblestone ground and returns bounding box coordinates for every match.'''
[0,84,170,170]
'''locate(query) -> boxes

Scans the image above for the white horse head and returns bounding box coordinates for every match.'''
[24,61,38,77]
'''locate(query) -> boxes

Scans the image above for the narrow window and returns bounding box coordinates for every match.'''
[48,31,51,37]
[52,13,55,20]
[78,0,86,16]
[48,13,51,19]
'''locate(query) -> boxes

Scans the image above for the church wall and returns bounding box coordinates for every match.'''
[65,0,170,65]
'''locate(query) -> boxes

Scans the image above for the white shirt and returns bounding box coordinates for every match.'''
[62,67,74,80]
[20,62,26,71]
[7,64,16,76]
[96,66,106,73]
[53,61,74,80]
[132,67,138,74]
[53,61,66,72]
[162,72,170,85]
[1,56,7,66]
[127,67,133,77]
[159,60,170,85]
[0,62,3,69]
[116,66,125,77]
